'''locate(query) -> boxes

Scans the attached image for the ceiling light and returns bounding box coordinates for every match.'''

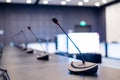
[95,2,100,7]
[61,1,66,5]
[66,0,71,2]
[43,0,48,4]
[78,1,83,6]
[83,0,89,3]
[6,0,12,3]
[26,0,32,4]
[102,0,107,3]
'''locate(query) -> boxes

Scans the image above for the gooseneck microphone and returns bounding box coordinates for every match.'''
[15,32,26,50]
[20,30,27,50]
[20,30,29,44]
[52,18,98,75]
[27,26,45,53]
[27,26,49,60]
[27,27,39,42]
[10,33,20,48]
[20,30,34,53]
[0,68,11,80]
[52,18,85,64]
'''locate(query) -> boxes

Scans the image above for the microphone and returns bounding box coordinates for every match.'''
[52,18,59,25]
[52,18,85,63]
[27,26,39,42]
[52,17,98,75]
[10,34,19,48]
[0,68,11,80]
[20,30,27,50]
[27,26,44,51]
[27,26,49,60]
[15,32,24,49]
[20,30,34,53]
[20,30,28,45]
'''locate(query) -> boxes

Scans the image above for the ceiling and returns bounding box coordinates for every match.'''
[0,0,117,7]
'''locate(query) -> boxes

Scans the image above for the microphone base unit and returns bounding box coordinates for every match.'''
[22,47,27,51]
[25,49,34,54]
[26,50,34,54]
[52,17,99,75]
[36,54,49,60]
[68,61,98,75]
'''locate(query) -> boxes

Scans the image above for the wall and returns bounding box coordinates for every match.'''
[0,4,5,45]
[0,3,101,45]
[98,7,106,42]
[106,2,120,43]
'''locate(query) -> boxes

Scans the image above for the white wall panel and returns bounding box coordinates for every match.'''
[106,3,120,43]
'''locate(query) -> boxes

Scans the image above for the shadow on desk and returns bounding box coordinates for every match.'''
[55,52,102,63]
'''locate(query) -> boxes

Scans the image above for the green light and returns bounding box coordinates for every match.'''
[80,21,87,26]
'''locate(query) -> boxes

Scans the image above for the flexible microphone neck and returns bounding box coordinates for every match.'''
[20,30,29,44]
[27,26,38,42]
[16,32,22,44]
[52,18,85,64]
[27,26,46,54]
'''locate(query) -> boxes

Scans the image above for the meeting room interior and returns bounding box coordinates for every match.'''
[0,0,120,80]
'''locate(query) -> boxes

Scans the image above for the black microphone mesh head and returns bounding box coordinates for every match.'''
[21,30,23,33]
[27,26,31,30]
[52,18,58,24]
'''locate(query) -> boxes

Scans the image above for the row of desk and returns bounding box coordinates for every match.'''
[0,46,120,80]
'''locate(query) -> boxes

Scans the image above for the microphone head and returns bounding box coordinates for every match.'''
[20,30,23,33]
[27,26,31,30]
[52,18,59,24]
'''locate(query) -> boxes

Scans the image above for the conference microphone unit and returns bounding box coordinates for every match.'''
[52,18,98,75]
[15,32,27,50]
[20,30,34,53]
[0,68,11,80]
[27,26,49,60]
[10,34,20,48]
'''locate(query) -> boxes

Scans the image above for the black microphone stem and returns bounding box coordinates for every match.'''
[28,27,46,54]
[21,30,29,44]
[29,30,38,42]
[0,68,10,80]
[57,24,85,64]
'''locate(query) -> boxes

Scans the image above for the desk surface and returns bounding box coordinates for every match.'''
[1,46,120,80]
